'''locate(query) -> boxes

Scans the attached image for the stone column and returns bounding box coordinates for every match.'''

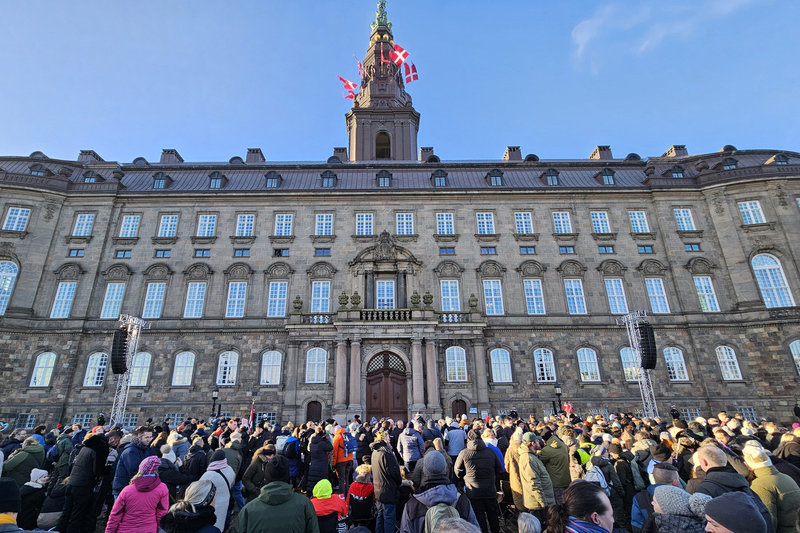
[425,339,440,410]
[284,342,300,420]
[411,338,425,411]
[334,338,348,409]
[348,339,362,413]
[365,271,375,308]
[473,340,490,405]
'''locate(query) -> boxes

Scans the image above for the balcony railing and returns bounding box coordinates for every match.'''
[301,313,335,324]
[359,309,412,321]
[438,312,471,323]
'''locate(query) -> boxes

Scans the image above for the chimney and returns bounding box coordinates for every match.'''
[78,150,104,163]
[246,148,266,163]
[662,145,688,158]
[503,146,522,161]
[419,147,435,162]
[333,147,348,161]
[589,145,612,160]
[160,149,184,164]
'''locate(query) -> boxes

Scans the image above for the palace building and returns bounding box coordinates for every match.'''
[1,4,800,429]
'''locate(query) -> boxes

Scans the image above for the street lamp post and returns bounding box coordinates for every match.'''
[211,385,219,420]
[554,383,563,415]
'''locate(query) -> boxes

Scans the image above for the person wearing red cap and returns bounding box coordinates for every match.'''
[106,456,169,533]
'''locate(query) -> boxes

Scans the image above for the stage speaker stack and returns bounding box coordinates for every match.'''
[111,329,129,374]
[637,322,657,369]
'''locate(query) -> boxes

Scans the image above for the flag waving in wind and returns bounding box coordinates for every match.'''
[404,61,418,84]
[354,56,364,78]
[389,44,409,66]
[380,43,391,64]
[338,76,358,91]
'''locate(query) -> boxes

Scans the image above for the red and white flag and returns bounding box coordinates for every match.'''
[390,44,409,66]
[404,61,418,83]
[343,90,355,100]
[355,56,364,77]
[338,76,358,91]
[380,44,391,64]
[249,400,255,427]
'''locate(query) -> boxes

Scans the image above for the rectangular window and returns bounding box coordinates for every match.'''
[514,212,533,234]
[434,175,447,187]
[2,207,31,232]
[274,214,293,236]
[153,178,165,189]
[376,280,395,309]
[693,276,720,312]
[598,246,614,254]
[483,279,504,315]
[396,213,414,235]
[236,214,255,237]
[68,249,84,257]
[50,281,77,318]
[321,176,335,188]
[273,248,289,257]
[439,247,455,255]
[196,215,216,237]
[158,215,178,237]
[194,249,210,258]
[267,281,288,317]
[523,279,545,315]
[15,414,36,430]
[559,246,575,254]
[315,248,331,256]
[100,282,126,319]
[520,246,536,255]
[476,212,495,234]
[356,213,373,236]
[119,215,140,238]
[377,175,391,187]
[737,200,766,224]
[266,176,279,188]
[685,243,701,252]
[604,278,629,314]
[552,211,572,233]
[673,208,696,231]
[440,280,460,312]
[564,279,587,314]
[142,282,166,319]
[234,248,250,257]
[436,213,454,235]
[209,177,223,189]
[315,214,333,236]
[155,249,171,258]
[645,278,670,313]
[590,211,611,234]
[629,211,650,233]
[311,281,331,313]
[115,250,131,258]
[638,245,654,254]
[480,247,497,255]
[73,214,95,237]
[184,282,206,318]
[225,281,247,318]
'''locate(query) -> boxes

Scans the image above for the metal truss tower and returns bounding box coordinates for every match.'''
[109,315,150,426]
[617,310,659,418]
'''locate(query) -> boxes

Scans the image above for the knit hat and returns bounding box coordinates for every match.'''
[607,442,623,455]
[653,485,690,515]
[162,450,177,463]
[265,455,290,483]
[0,478,21,513]
[467,429,480,441]
[139,456,161,476]
[522,432,541,444]
[29,468,48,484]
[312,479,333,499]
[650,444,671,462]
[742,446,772,468]
[421,450,449,486]
[688,492,712,518]
[704,492,767,532]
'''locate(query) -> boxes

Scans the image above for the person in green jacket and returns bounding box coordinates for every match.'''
[51,429,74,485]
[3,437,45,488]
[232,455,319,533]
[537,432,571,503]
[518,433,555,524]
[743,445,800,533]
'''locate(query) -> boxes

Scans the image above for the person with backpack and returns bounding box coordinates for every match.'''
[630,462,681,533]
[607,441,640,531]
[399,450,479,533]
[331,426,355,495]
[200,449,236,533]
[518,433,554,525]
[454,429,502,533]
[585,445,625,529]
[397,422,425,474]
[50,427,74,487]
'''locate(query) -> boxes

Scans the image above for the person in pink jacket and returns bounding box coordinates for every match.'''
[106,455,170,533]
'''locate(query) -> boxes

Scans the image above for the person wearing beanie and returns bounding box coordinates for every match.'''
[606,440,639,531]
[105,455,169,533]
[370,430,402,533]
[347,464,376,529]
[640,484,704,532]
[454,429,502,533]
[399,451,479,533]
[743,445,800,533]
[704,491,767,533]
[537,431,571,503]
[518,433,554,523]
[310,479,348,520]
[0,476,38,533]
[160,479,219,533]
[16,468,48,530]
[200,449,236,533]
[232,455,318,533]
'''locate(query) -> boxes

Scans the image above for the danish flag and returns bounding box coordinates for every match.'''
[380,44,391,64]
[390,44,409,66]
[355,56,364,77]
[343,90,356,100]
[338,76,358,91]
[404,61,418,84]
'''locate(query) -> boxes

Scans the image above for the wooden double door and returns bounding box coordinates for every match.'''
[365,352,408,422]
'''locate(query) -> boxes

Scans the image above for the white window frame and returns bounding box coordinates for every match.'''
[752,254,795,308]
[523,279,545,315]
[260,350,282,385]
[396,213,414,235]
[236,214,255,237]
[172,351,195,386]
[440,280,460,312]
[738,200,766,225]
[267,281,288,317]
[142,282,166,319]
[305,347,327,383]
[50,281,77,319]
[311,280,331,313]
[446,346,468,382]
[482,279,504,315]
[791,340,800,376]
[73,213,95,237]
[355,213,373,236]
[274,214,293,236]
[315,214,333,236]
[715,346,742,381]
[100,282,126,319]
[376,280,395,309]
[83,352,108,387]
[673,208,696,231]
[664,347,689,381]
[2,207,31,232]
[645,278,670,314]
[534,348,556,382]
[129,352,152,387]
[629,210,650,233]
[604,278,628,315]
[693,276,720,312]
[577,348,601,382]
[490,348,512,383]
[30,352,56,387]
[183,281,207,318]
[216,351,239,386]
[225,281,247,318]
[196,214,216,237]
[157,215,178,237]
[564,279,587,315]
[620,347,639,381]
[119,215,140,238]
[552,211,572,234]
[0,261,19,316]
[590,211,611,234]
[436,212,454,235]
[476,212,495,235]
[514,212,533,234]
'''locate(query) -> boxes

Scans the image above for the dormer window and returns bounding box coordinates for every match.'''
[82,171,97,183]
[152,172,171,189]
[376,170,392,187]
[545,169,559,186]
[29,164,46,177]
[265,171,282,188]
[671,165,685,178]
[209,171,227,190]
[774,154,788,165]
[721,158,737,170]
[432,169,448,187]
[601,169,615,185]
[487,169,504,186]
[320,170,337,188]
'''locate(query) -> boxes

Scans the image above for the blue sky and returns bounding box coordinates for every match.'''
[0,1,797,163]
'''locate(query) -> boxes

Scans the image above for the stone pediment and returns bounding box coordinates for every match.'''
[350,231,420,266]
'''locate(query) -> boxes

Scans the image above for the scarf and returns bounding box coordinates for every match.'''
[206,459,228,471]
[0,515,16,525]
[565,517,610,533]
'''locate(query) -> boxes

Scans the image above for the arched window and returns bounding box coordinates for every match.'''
[83,352,108,387]
[577,348,600,382]
[490,348,512,383]
[375,132,391,159]
[305,348,327,383]
[620,347,638,381]
[534,348,556,382]
[791,341,800,376]
[30,352,56,387]
[446,346,467,382]
[752,254,795,308]
[261,350,282,385]
[172,352,195,386]
[129,352,152,387]
[663,347,689,381]
[0,261,19,315]
[715,346,742,381]
[216,351,239,386]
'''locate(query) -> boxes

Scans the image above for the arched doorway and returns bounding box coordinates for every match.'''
[375,131,391,159]
[306,401,322,422]
[366,352,407,421]
[451,399,467,419]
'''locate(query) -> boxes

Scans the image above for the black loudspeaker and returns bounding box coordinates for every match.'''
[111,329,128,374]
[637,322,657,369]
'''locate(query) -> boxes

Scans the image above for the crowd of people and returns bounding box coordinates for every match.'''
[1,407,800,533]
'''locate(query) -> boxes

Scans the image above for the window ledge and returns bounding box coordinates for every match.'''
[676,230,704,239]
[433,233,459,242]
[740,222,775,232]
[513,233,539,242]
[269,235,295,244]
[393,234,418,243]
[720,380,749,385]
[768,307,800,319]
[351,234,377,243]
[630,232,656,241]
[552,232,578,242]
[229,235,256,245]
[474,233,500,242]
[0,229,28,240]
[112,237,139,245]
[66,235,92,245]
[310,235,336,243]
[26,386,53,392]
[591,232,617,242]
[191,236,217,244]
[152,236,178,245]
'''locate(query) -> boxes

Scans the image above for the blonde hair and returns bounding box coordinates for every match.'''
[170,479,215,514]
[433,437,444,451]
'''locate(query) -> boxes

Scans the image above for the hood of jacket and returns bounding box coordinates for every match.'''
[258,480,295,505]
[335,427,347,437]
[590,455,612,468]
[415,483,461,507]
[704,469,750,491]
[467,438,486,451]
[133,475,161,492]
[370,439,388,452]
[545,435,566,451]
[403,427,418,437]
[20,441,45,460]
